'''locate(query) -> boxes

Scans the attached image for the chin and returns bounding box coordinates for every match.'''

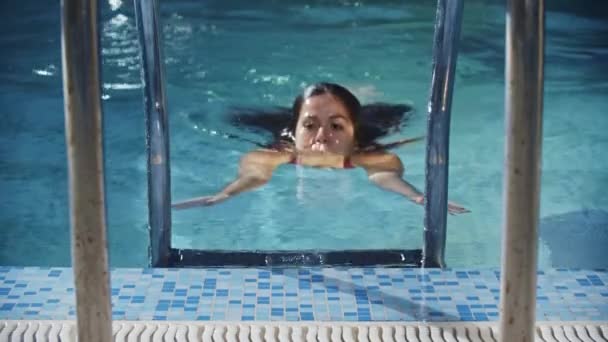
[328,148,349,155]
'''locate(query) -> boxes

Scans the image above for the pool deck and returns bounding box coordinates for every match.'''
[1,266,607,323]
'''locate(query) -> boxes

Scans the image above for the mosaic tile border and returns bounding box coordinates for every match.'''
[0,267,606,322]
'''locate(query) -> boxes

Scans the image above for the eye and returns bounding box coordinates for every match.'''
[331,122,344,131]
[302,121,316,130]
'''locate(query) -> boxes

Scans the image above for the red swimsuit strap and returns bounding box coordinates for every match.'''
[343,157,355,169]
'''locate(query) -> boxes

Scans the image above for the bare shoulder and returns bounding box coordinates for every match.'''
[351,151,403,172]
[351,151,402,165]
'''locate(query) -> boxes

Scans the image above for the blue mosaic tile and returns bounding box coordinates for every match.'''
[0,267,607,322]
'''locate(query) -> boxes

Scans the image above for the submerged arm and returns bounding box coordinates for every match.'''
[172,150,291,209]
[355,152,469,214]
[357,153,424,203]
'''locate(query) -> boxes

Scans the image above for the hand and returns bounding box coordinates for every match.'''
[447,201,470,215]
[411,196,471,215]
[171,193,230,210]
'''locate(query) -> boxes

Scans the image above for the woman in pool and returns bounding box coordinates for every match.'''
[173,82,469,214]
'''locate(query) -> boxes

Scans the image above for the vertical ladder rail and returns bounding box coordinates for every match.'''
[499,0,545,341]
[423,0,464,268]
[60,0,112,340]
[134,0,172,267]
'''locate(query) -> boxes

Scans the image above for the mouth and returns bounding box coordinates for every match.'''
[310,143,327,152]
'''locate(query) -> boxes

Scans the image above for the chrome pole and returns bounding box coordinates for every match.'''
[60,0,112,340]
[134,0,172,267]
[423,0,464,268]
[499,0,545,341]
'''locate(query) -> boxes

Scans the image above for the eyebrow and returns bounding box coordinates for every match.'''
[329,114,349,120]
[302,113,349,121]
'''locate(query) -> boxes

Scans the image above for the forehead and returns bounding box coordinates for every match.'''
[299,94,351,119]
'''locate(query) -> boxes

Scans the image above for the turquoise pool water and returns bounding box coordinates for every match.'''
[1,0,607,268]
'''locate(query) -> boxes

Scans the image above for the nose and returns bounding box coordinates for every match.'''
[314,126,329,144]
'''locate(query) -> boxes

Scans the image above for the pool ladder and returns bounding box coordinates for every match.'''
[59,0,545,341]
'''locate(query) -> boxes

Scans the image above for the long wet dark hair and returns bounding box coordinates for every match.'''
[229,82,422,151]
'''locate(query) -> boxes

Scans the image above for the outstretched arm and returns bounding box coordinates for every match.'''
[355,152,469,214]
[172,150,291,209]
[357,153,424,202]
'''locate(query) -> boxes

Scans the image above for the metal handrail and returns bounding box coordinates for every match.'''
[134,0,460,268]
[134,0,172,267]
[498,0,545,341]
[423,0,464,268]
[60,0,112,340]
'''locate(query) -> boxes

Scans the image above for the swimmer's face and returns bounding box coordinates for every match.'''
[295,93,356,156]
